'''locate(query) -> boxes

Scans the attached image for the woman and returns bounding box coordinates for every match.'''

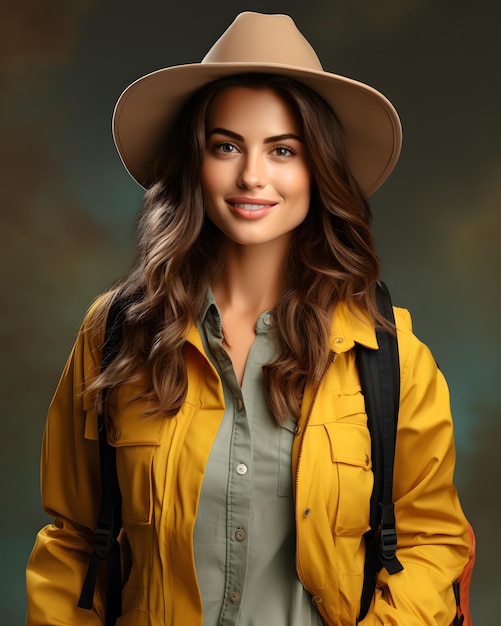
[26,12,469,626]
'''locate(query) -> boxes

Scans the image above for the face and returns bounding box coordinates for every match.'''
[201,86,311,250]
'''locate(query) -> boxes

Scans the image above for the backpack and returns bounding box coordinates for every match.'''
[354,282,475,625]
[78,282,474,625]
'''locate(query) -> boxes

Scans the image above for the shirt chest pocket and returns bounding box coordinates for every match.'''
[278,419,296,497]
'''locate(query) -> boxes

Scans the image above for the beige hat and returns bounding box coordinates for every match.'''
[113,11,402,196]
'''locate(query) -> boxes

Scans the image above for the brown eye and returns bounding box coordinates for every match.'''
[215,142,238,154]
[273,146,296,157]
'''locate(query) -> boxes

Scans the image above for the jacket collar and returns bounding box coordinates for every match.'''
[328,301,378,353]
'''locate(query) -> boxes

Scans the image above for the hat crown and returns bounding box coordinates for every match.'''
[202,12,323,71]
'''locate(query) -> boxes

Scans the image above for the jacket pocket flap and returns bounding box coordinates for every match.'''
[323,422,371,469]
[106,401,164,447]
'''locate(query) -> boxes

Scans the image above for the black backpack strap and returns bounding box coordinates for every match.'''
[78,297,124,625]
[451,580,464,626]
[356,281,404,622]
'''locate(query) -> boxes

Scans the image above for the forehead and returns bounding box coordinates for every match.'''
[206,86,302,135]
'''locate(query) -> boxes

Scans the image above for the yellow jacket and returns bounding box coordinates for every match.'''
[26,302,469,625]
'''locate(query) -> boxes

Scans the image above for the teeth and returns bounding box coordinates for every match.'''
[233,203,270,210]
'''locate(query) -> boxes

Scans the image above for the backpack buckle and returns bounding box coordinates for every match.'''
[378,502,404,574]
[93,522,115,559]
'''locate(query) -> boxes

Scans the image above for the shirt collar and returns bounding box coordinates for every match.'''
[198,288,217,324]
[187,291,378,353]
[199,288,222,335]
[185,289,218,354]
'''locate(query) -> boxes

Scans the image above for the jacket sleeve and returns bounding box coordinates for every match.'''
[26,301,108,625]
[366,307,470,625]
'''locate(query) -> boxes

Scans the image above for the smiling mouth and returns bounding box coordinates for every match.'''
[230,202,274,210]
[226,200,277,220]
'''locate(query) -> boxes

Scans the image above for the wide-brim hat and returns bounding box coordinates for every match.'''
[113,11,402,197]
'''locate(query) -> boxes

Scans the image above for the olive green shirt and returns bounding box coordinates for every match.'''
[193,292,323,625]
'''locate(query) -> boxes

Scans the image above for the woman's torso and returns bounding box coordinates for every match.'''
[107,299,380,625]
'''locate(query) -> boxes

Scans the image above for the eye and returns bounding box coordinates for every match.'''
[214,142,239,154]
[272,145,297,158]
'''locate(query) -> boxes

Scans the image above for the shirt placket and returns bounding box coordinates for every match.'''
[218,388,252,624]
[204,308,253,625]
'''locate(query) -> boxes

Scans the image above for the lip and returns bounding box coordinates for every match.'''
[226,197,278,220]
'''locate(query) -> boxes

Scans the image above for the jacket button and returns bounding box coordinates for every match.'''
[229,591,240,604]
[294,425,302,435]
[335,337,343,344]
[303,507,312,518]
[312,594,322,604]
[112,430,120,440]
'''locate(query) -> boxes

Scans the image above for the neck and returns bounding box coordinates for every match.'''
[212,236,290,316]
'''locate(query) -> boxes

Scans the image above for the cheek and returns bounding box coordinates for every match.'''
[200,159,221,199]
[286,167,311,206]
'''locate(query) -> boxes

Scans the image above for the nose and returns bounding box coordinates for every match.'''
[237,151,266,189]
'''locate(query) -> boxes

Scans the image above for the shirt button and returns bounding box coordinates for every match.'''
[236,397,244,411]
[229,591,240,604]
[303,507,312,518]
[263,314,273,326]
[235,528,245,541]
[236,463,248,475]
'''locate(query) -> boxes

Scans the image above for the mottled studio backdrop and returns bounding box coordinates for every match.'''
[1,0,499,623]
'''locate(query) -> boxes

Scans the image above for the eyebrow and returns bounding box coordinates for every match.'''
[207,127,303,144]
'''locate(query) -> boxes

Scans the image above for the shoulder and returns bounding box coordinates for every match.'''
[392,306,433,363]
[392,306,448,407]
[393,305,412,332]
[73,291,116,369]
[81,291,115,333]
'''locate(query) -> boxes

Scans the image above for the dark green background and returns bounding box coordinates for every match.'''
[1,1,499,623]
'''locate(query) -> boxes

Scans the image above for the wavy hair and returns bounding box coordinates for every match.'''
[87,73,384,424]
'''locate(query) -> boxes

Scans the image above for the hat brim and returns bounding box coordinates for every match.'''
[113,62,402,197]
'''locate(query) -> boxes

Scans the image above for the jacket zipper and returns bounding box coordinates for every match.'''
[294,351,337,587]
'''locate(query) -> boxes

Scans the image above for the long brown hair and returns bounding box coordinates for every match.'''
[87,73,383,424]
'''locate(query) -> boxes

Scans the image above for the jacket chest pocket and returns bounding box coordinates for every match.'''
[106,401,164,526]
[323,421,373,535]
